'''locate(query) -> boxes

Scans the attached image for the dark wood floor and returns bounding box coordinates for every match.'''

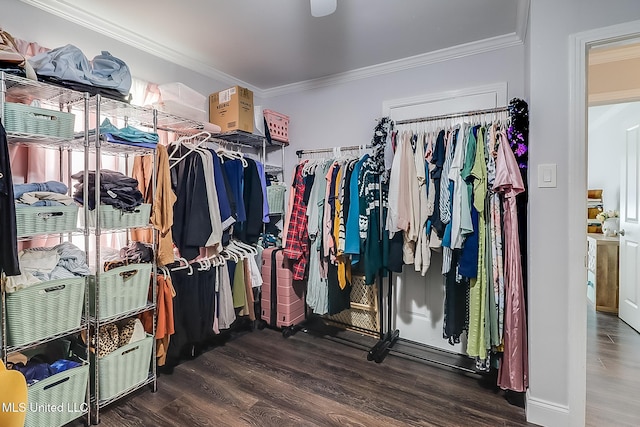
[586,306,640,427]
[69,325,532,427]
[63,307,640,427]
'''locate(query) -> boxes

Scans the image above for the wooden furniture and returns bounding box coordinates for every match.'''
[587,233,619,313]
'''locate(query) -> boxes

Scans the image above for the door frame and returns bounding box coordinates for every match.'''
[567,19,640,427]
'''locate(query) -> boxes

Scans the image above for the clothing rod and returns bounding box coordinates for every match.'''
[296,144,372,157]
[394,106,509,126]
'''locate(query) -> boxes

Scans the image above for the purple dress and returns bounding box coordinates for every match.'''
[493,130,528,392]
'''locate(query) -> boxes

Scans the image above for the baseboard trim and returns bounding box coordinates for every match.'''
[526,391,570,427]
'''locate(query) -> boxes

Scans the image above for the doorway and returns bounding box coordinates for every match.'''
[583,36,640,426]
[572,26,640,426]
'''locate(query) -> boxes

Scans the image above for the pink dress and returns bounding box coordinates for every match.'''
[492,130,528,392]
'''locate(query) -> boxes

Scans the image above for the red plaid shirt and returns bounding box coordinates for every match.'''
[284,163,309,280]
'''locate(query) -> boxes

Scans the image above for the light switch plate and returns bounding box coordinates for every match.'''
[538,163,557,188]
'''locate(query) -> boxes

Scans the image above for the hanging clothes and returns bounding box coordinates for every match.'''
[494,130,528,392]
[131,145,177,266]
[384,101,529,392]
[234,158,265,245]
[140,273,175,366]
[306,160,330,315]
[284,162,310,281]
[171,145,213,260]
[0,121,20,277]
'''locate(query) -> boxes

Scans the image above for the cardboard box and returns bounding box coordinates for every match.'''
[209,86,254,133]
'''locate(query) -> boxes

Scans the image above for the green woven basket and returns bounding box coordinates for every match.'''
[16,205,79,237]
[267,184,286,215]
[5,277,86,347]
[4,102,75,139]
[89,263,152,320]
[25,364,89,427]
[81,204,151,229]
[92,335,153,402]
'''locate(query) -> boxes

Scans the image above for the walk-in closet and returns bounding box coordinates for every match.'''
[2,1,640,427]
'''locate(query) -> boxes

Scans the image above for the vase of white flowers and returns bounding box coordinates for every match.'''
[596,210,620,236]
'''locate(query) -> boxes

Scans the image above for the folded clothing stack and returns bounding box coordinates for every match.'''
[85,318,146,358]
[4,242,90,293]
[13,180,75,207]
[99,118,158,149]
[71,169,143,212]
[28,44,131,102]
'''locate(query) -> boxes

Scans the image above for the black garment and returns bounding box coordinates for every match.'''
[0,66,26,77]
[327,263,351,315]
[72,169,143,211]
[428,130,446,237]
[197,269,216,341]
[165,268,197,362]
[0,121,20,276]
[119,241,153,263]
[326,164,340,258]
[303,173,315,205]
[235,158,264,245]
[37,75,131,102]
[387,232,404,273]
[171,147,212,260]
[443,249,469,345]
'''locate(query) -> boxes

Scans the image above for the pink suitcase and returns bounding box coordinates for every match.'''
[261,248,305,336]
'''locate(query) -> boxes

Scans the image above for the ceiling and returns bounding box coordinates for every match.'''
[21,0,528,96]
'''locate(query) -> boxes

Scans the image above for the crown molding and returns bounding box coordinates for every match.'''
[20,0,528,99]
[18,0,263,94]
[261,32,524,98]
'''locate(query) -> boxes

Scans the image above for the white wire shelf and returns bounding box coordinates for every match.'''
[5,325,87,355]
[215,130,265,147]
[84,97,203,133]
[6,131,85,150]
[4,74,86,107]
[16,229,85,242]
[87,303,156,325]
[87,225,153,235]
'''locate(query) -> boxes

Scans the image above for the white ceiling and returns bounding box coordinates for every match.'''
[20,0,528,96]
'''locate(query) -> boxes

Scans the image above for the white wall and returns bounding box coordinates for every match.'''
[528,1,640,426]
[588,102,640,211]
[264,45,525,182]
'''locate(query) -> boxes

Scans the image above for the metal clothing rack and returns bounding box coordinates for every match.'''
[394,105,509,126]
[366,105,511,373]
[296,144,372,157]
[295,144,381,344]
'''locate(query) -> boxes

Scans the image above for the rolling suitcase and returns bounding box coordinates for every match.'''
[260,247,305,337]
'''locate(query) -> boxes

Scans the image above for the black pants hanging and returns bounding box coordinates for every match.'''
[0,120,20,276]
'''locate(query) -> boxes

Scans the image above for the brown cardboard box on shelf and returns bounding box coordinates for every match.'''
[209,86,254,133]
